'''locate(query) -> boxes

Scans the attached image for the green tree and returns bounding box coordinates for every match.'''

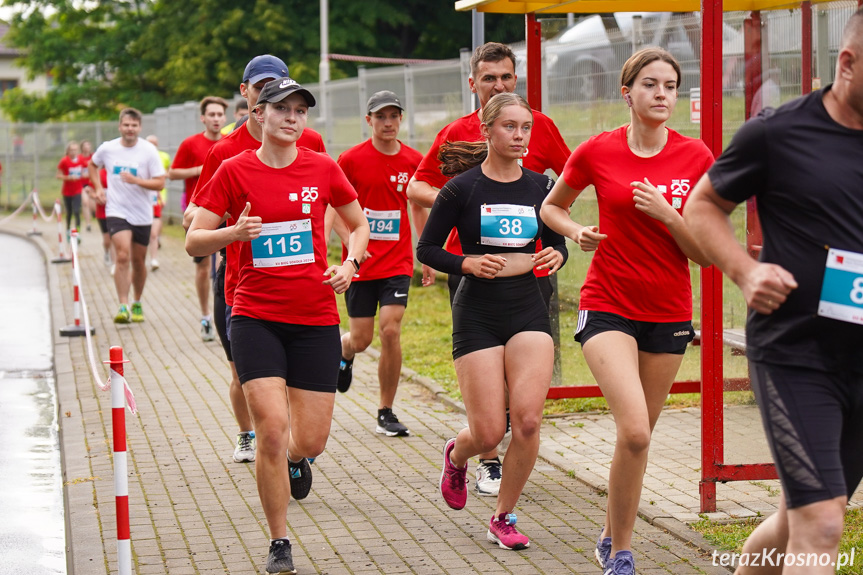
[1,0,173,120]
[0,0,532,121]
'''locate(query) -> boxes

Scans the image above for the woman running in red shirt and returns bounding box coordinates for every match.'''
[186,78,369,575]
[541,48,713,575]
[56,141,86,235]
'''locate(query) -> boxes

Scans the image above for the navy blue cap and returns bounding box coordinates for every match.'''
[243,55,289,84]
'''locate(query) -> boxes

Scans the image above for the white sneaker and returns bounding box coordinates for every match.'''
[201,318,215,342]
[110,264,116,276]
[150,259,159,271]
[475,457,502,496]
[103,251,112,267]
[233,431,255,463]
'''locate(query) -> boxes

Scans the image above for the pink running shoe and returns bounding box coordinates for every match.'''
[439,438,468,510]
[487,512,530,550]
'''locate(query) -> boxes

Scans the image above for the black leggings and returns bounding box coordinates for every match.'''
[213,258,232,362]
[63,195,82,232]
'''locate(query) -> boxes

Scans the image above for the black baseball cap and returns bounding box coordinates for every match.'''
[256,77,316,107]
[243,55,289,84]
[367,90,404,114]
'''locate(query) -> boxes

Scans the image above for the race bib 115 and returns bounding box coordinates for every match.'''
[251,219,314,268]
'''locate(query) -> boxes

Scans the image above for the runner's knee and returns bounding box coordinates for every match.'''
[378,321,401,345]
[291,434,328,460]
[510,411,542,441]
[350,331,373,353]
[790,499,846,549]
[616,425,651,455]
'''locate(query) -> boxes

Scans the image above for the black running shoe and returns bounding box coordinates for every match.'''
[376,407,410,437]
[265,538,296,575]
[337,356,354,393]
[288,457,312,500]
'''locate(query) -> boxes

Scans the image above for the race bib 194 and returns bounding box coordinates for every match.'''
[365,208,400,241]
[818,248,863,325]
[251,219,314,268]
[480,204,538,248]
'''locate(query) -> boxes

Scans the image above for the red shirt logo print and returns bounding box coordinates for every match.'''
[671,179,691,196]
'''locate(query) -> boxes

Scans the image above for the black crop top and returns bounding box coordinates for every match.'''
[416,165,568,276]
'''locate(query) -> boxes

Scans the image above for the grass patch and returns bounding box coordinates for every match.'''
[692,508,863,575]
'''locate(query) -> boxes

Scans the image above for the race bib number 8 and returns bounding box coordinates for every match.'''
[251,219,314,268]
[365,208,400,241]
[480,204,538,248]
[818,248,863,325]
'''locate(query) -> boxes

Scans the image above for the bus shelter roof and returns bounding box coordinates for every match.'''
[454,0,844,13]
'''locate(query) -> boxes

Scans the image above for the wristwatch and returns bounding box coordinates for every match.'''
[345,257,360,272]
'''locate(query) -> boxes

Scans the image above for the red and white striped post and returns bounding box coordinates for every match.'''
[51,199,72,264]
[27,193,42,236]
[60,229,95,337]
[109,346,132,575]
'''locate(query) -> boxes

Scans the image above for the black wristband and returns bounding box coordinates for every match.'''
[346,257,360,272]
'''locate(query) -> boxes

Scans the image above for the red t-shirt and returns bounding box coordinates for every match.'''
[80,154,93,188]
[191,123,327,306]
[414,108,571,276]
[296,127,326,153]
[337,139,422,280]
[562,126,714,322]
[95,168,108,219]
[58,155,87,197]
[195,148,356,325]
[171,132,222,208]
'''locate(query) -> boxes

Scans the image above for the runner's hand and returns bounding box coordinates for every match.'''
[632,178,676,224]
[421,264,436,287]
[463,254,507,279]
[532,246,563,274]
[119,171,139,185]
[740,262,798,315]
[323,262,355,294]
[575,226,606,252]
[233,202,262,241]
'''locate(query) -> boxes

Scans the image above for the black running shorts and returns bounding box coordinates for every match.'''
[230,315,340,393]
[574,310,694,355]
[106,217,151,246]
[345,275,411,318]
[451,272,551,360]
[749,360,863,508]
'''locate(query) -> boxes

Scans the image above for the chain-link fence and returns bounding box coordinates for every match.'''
[2,2,855,222]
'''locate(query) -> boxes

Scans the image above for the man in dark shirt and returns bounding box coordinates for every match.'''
[684,9,863,573]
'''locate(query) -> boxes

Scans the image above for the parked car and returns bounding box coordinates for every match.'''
[514,12,744,102]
